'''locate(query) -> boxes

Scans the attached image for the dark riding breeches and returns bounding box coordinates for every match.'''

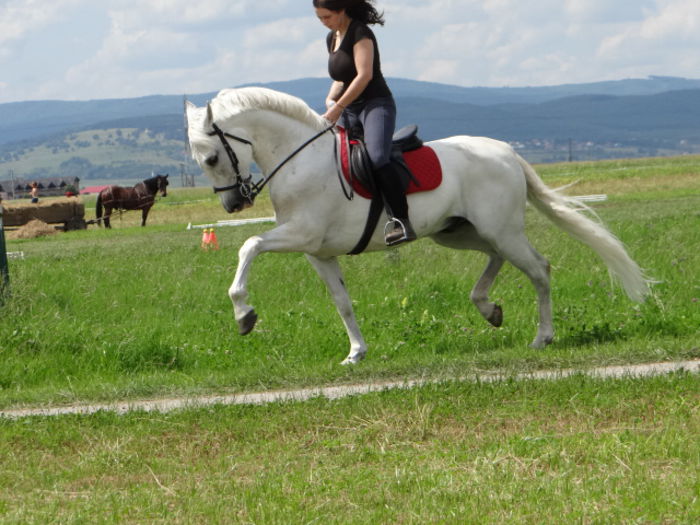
[340,96,396,170]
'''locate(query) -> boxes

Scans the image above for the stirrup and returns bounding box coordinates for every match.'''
[384,218,415,246]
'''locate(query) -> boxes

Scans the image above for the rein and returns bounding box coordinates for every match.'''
[208,122,335,202]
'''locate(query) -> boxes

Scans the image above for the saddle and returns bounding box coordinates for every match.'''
[336,124,443,254]
[339,125,440,196]
[355,125,419,192]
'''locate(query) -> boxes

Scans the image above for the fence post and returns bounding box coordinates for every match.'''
[0,202,9,301]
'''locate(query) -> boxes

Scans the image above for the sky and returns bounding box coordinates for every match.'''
[1,0,699,104]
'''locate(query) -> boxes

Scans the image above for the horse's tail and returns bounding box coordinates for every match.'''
[96,193,103,223]
[517,155,649,302]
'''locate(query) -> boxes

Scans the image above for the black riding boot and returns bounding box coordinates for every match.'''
[375,164,417,246]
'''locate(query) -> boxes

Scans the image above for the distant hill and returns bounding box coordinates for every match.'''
[245,75,700,107]
[1,76,700,183]
[0,93,215,146]
[3,75,700,146]
[395,90,700,143]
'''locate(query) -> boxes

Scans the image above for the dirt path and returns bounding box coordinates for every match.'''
[2,359,699,420]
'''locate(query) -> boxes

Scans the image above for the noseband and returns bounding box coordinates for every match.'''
[207,121,335,203]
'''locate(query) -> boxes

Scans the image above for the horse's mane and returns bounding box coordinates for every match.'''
[141,178,157,192]
[140,175,166,193]
[210,87,328,131]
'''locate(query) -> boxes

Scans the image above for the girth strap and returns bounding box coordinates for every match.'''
[347,194,384,255]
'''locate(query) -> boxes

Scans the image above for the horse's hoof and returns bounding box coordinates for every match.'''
[488,304,503,327]
[529,335,553,349]
[238,310,258,335]
[340,353,366,365]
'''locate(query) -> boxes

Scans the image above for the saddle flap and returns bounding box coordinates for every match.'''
[350,141,376,194]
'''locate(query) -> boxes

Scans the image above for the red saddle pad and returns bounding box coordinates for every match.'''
[338,128,443,199]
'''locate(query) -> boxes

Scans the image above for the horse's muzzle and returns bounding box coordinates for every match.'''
[219,190,251,213]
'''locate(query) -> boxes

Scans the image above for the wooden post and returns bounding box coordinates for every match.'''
[0,201,9,300]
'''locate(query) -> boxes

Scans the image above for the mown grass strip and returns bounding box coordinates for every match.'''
[2,359,698,419]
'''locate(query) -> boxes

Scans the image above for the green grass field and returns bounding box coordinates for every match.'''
[1,155,698,522]
[2,155,698,407]
[1,373,698,523]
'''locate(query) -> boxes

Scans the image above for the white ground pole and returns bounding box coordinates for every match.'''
[187,217,275,230]
[185,197,606,231]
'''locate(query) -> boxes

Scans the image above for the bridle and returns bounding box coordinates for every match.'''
[207,123,256,200]
[207,121,335,203]
[156,175,169,197]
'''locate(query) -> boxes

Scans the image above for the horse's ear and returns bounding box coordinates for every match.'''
[206,103,214,127]
[184,101,196,123]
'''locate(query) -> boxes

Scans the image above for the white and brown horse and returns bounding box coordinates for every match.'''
[186,87,648,364]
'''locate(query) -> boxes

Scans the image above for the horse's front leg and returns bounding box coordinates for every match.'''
[141,206,151,227]
[229,224,319,337]
[305,255,367,365]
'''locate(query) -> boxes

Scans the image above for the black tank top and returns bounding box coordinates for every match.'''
[326,20,392,104]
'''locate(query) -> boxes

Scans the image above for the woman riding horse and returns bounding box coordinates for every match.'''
[315,0,416,246]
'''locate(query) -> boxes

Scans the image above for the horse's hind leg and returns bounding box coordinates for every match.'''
[431,220,505,328]
[494,234,553,348]
[104,208,112,229]
[306,254,367,365]
[471,255,505,327]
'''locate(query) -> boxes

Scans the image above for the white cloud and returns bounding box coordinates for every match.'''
[382,0,700,86]
[106,0,292,30]
[564,0,655,23]
[0,0,83,44]
[639,1,700,39]
[597,1,700,70]
[243,17,316,49]
[1,0,700,102]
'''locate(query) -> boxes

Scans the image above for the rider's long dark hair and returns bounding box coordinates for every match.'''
[313,0,385,26]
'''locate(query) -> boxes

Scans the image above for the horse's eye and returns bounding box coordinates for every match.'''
[205,153,219,167]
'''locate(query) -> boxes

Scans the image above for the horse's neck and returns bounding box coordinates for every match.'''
[238,111,323,175]
[134,182,150,196]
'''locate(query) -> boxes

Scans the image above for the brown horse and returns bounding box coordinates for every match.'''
[95,174,169,228]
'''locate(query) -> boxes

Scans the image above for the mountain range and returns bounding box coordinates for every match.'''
[1,75,700,183]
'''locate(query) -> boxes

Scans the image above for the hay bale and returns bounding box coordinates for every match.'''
[7,219,58,240]
[2,198,85,227]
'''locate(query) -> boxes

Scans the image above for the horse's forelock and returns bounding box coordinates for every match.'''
[187,107,218,161]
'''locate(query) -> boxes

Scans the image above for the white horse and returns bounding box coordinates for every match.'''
[186,87,648,365]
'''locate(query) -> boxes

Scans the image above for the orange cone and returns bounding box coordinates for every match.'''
[201,228,211,249]
[209,229,220,250]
